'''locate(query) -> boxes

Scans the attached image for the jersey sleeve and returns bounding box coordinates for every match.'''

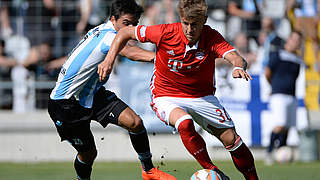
[135,24,165,46]
[267,51,279,71]
[211,29,235,58]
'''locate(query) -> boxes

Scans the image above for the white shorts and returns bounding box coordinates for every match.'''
[269,93,297,127]
[151,95,235,134]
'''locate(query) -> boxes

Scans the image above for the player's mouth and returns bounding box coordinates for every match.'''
[186,34,194,39]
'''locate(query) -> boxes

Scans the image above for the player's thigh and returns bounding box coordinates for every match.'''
[92,88,144,131]
[286,97,298,127]
[92,88,128,127]
[151,97,187,127]
[186,95,235,133]
[169,107,190,127]
[48,99,96,152]
[64,122,97,153]
[270,94,290,127]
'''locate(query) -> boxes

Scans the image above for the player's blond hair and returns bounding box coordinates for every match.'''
[177,0,207,20]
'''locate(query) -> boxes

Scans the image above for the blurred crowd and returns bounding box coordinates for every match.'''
[0,0,319,110]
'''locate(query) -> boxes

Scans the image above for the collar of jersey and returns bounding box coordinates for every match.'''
[186,41,199,51]
[106,20,116,31]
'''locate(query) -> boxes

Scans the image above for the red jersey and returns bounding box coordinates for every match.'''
[135,23,235,98]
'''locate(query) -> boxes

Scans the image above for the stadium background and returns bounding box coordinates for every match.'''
[0,0,320,177]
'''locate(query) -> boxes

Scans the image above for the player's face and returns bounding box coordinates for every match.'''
[111,13,139,31]
[285,32,302,53]
[180,16,207,46]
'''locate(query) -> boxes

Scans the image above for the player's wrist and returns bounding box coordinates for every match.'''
[233,66,245,71]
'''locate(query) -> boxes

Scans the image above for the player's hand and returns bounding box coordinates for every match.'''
[232,68,252,81]
[97,60,113,81]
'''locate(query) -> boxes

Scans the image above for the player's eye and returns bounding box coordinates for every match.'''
[123,22,130,26]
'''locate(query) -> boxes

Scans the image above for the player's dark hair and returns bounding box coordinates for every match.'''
[109,0,144,20]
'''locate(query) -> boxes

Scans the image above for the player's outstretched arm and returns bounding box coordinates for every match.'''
[224,51,252,81]
[98,26,137,81]
[119,45,155,62]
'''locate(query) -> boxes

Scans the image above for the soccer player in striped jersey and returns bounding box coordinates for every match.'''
[98,0,259,179]
[48,0,176,179]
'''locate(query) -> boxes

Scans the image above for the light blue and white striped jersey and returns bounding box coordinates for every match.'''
[50,21,117,108]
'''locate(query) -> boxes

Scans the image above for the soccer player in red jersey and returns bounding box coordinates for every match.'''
[98,0,259,179]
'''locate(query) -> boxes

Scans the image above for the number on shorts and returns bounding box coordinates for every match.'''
[216,108,231,123]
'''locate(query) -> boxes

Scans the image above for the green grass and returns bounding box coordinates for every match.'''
[0,160,320,180]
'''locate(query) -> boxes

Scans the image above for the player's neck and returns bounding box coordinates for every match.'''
[188,41,196,47]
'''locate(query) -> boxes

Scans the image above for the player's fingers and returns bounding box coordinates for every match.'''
[97,68,101,77]
[102,70,107,81]
[97,67,102,81]
[97,64,102,76]
[241,70,249,81]
[232,70,240,78]
[237,70,245,80]
[246,72,253,80]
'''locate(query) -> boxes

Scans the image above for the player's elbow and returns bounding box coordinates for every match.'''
[118,26,136,41]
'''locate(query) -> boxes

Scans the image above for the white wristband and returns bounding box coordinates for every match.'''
[233,67,244,71]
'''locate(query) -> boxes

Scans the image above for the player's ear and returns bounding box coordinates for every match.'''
[110,16,116,23]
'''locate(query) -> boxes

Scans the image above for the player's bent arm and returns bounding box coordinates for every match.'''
[224,51,252,81]
[98,26,137,81]
[224,51,247,69]
[119,45,155,62]
[264,66,272,84]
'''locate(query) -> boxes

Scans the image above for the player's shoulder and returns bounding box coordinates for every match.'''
[203,25,222,37]
[147,23,180,38]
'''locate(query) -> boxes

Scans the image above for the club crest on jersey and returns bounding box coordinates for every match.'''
[160,111,166,121]
[167,50,175,56]
[195,51,205,60]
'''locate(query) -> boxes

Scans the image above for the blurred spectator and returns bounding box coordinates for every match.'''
[215,32,256,95]
[261,17,285,66]
[22,41,64,108]
[0,0,13,39]
[156,0,177,24]
[22,42,62,80]
[233,32,257,67]
[53,0,91,56]
[24,0,56,46]
[140,1,159,26]
[0,39,17,109]
[287,0,319,72]
[249,30,267,74]
[0,39,17,69]
[141,0,178,25]
[264,31,303,165]
[137,0,179,53]
[227,0,263,42]
[1,0,30,36]
[84,0,106,32]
